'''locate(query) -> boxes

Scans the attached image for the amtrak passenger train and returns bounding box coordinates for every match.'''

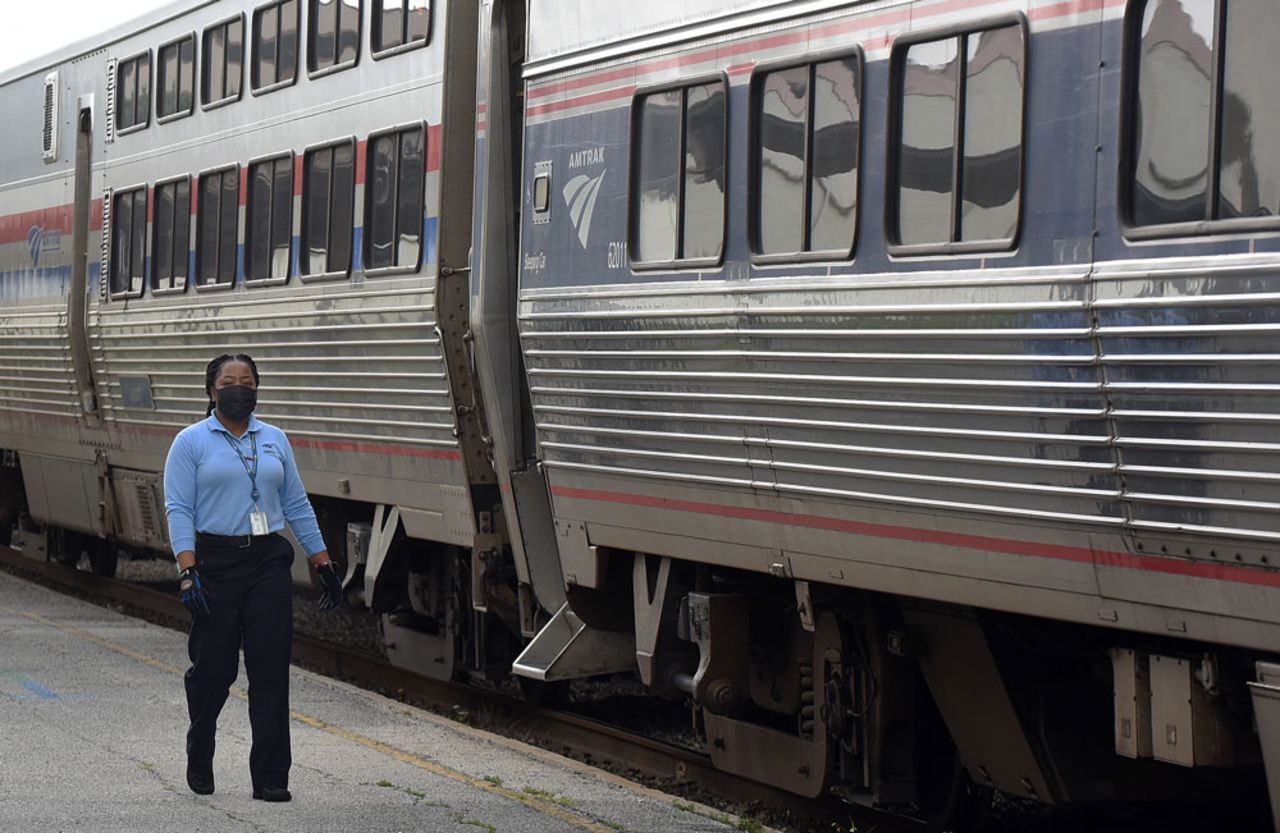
[0,0,1277,827]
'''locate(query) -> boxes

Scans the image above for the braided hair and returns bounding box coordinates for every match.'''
[205,353,261,416]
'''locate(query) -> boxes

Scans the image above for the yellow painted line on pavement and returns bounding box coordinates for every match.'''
[0,602,617,833]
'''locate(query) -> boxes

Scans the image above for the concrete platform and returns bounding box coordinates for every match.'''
[0,572,754,833]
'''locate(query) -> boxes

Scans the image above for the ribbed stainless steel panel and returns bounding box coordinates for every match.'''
[523,268,1123,528]
[0,301,80,419]
[1096,254,1280,546]
[91,276,458,452]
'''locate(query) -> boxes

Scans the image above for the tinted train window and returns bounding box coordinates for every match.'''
[373,0,431,56]
[753,56,860,258]
[630,79,727,266]
[158,36,195,120]
[197,167,240,287]
[246,155,294,281]
[111,187,147,296]
[303,139,356,276]
[364,125,426,271]
[152,177,191,292]
[1129,0,1280,229]
[203,16,244,107]
[252,0,299,92]
[116,52,151,133]
[891,23,1024,250]
[310,0,361,74]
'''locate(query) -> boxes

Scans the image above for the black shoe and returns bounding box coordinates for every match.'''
[253,787,292,802]
[186,767,215,796]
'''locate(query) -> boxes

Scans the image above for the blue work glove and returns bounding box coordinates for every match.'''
[315,561,344,610]
[178,568,211,616]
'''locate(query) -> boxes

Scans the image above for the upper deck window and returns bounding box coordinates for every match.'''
[202,16,244,108]
[889,22,1025,253]
[116,52,151,134]
[309,0,361,75]
[628,79,728,268]
[252,0,299,93]
[158,35,196,121]
[751,55,861,260]
[1127,0,1280,232]
[111,187,147,296]
[365,124,426,272]
[373,0,431,56]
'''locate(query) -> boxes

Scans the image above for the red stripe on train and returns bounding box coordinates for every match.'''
[2,124,443,240]
[0,206,73,247]
[526,0,1124,112]
[116,421,462,461]
[550,485,1280,590]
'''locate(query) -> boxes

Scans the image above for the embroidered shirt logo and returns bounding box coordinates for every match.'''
[261,442,285,462]
[562,170,606,249]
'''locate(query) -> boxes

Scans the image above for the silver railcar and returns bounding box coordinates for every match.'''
[492,0,1280,826]
[0,0,549,686]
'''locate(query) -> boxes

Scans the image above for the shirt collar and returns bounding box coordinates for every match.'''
[204,413,264,436]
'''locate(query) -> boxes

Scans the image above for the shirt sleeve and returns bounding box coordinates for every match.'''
[276,432,326,556]
[163,431,198,557]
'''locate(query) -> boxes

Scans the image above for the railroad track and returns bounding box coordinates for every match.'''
[0,546,859,832]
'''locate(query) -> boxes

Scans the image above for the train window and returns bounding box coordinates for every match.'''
[373,0,431,57]
[364,124,426,272]
[629,78,728,268]
[115,52,151,134]
[158,34,196,121]
[302,138,356,278]
[202,15,244,108]
[111,187,147,296]
[889,22,1025,253]
[751,54,861,260]
[252,0,299,93]
[246,154,295,283]
[309,0,361,75]
[152,177,191,293]
[1127,0,1280,232]
[196,167,240,288]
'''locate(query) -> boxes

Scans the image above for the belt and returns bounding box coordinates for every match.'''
[195,531,277,549]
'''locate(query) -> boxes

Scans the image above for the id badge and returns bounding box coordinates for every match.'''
[250,510,269,536]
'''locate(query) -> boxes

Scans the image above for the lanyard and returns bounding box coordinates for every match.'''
[220,431,260,503]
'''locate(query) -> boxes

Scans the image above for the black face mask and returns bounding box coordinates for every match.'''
[216,385,257,421]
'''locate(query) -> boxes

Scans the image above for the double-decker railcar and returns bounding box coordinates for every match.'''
[0,0,562,686]
[496,0,1280,826]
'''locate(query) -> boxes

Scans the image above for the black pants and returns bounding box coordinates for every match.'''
[185,533,294,792]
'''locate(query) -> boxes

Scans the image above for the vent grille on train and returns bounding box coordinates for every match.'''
[42,72,58,161]
[136,482,159,541]
[100,189,112,302]
[104,58,116,144]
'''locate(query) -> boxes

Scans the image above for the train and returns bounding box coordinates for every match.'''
[0,0,1277,828]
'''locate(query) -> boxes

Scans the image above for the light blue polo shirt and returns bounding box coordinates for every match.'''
[163,414,325,557]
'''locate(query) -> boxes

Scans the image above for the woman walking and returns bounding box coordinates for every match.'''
[164,353,343,801]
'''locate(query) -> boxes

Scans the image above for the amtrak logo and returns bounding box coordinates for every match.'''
[27,226,63,269]
[562,170,606,249]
